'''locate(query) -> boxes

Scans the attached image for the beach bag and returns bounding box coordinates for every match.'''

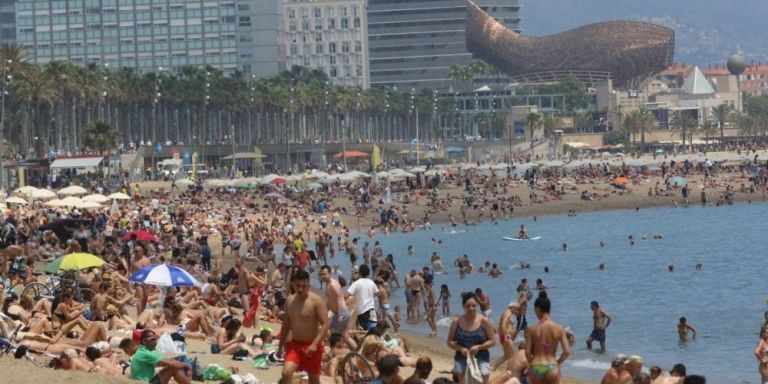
[174,355,204,381]
[228,373,261,384]
[466,355,483,384]
[156,333,177,353]
[203,364,233,381]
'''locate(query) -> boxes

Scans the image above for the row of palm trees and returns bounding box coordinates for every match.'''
[0,44,469,157]
[611,103,753,152]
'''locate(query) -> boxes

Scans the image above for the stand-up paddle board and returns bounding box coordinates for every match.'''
[502,236,542,241]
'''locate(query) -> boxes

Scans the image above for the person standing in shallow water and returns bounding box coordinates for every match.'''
[524,291,570,384]
[586,301,612,353]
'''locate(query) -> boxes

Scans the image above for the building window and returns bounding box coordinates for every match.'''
[329,56,335,65]
[316,43,322,54]
[304,57,310,66]
[341,42,349,53]
[302,20,309,30]
[290,44,297,55]
[329,42,336,53]
[340,6,347,17]
[326,7,333,17]
[315,33,322,42]
[315,19,322,30]
[239,16,251,26]
[328,19,335,29]
[289,20,296,32]
[330,66,337,77]
[340,18,348,29]
[314,7,321,18]
[301,7,308,18]
[354,40,361,52]
[354,17,360,28]
[288,9,295,19]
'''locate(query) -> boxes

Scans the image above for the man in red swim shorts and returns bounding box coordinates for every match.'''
[278,269,329,384]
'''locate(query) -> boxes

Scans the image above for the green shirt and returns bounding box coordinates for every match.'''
[131,345,165,382]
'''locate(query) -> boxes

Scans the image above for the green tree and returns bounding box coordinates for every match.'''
[82,120,119,153]
[629,107,656,153]
[710,103,734,144]
[699,119,719,147]
[553,77,589,112]
[524,112,541,153]
[669,111,697,150]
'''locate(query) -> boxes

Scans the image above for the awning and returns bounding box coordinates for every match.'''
[222,152,266,160]
[50,157,104,169]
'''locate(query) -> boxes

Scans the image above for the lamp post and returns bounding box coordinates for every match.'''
[151,67,162,180]
[0,59,10,191]
[410,88,420,166]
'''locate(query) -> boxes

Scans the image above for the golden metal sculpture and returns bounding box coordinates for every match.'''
[465,0,675,87]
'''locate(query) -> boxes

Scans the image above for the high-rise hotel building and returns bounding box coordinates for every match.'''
[281,0,368,88]
[367,0,521,90]
[14,0,284,76]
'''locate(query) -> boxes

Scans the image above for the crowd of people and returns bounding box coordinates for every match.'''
[3,148,768,384]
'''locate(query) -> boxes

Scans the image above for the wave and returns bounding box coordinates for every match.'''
[566,358,612,371]
[437,317,454,327]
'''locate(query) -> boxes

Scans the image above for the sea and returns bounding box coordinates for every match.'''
[320,202,767,383]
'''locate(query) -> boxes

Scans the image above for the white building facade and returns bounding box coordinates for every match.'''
[282,0,368,87]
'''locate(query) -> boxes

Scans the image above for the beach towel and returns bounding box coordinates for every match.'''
[466,355,483,384]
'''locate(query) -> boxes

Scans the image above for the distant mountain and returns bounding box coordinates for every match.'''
[522,0,768,66]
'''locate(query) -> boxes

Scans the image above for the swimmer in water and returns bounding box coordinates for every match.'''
[600,241,605,247]
[407,245,414,255]
[678,317,697,341]
[668,264,674,272]
[695,262,702,271]
[598,263,605,271]
[562,243,568,251]
[535,278,547,290]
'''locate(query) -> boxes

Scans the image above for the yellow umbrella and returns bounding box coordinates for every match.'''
[44,252,104,273]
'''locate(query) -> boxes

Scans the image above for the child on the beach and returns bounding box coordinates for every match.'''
[392,306,402,329]
[438,284,451,316]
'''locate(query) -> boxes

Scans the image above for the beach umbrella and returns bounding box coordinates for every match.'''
[44,199,66,207]
[14,186,38,195]
[669,176,687,187]
[613,177,631,185]
[31,188,57,200]
[60,196,82,206]
[75,201,103,210]
[346,170,371,179]
[334,150,369,158]
[286,174,304,182]
[129,263,200,287]
[306,171,330,180]
[108,192,132,200]
[174,178,196,187]
[264,192,285,199]
[306,182,322,190]
[82,194,110,203]
[58,185,88,196]
[261,174,286,185]
[122,230,157,242]
[376,171,392,180]
[5,196,28,205]
[409,166,426,173]
[44,252,104,274]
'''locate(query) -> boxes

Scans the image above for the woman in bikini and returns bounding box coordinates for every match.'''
[524,291,570,384]
[754,326,768,383]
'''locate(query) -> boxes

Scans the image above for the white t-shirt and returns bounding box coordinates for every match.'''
[347,278,378,321]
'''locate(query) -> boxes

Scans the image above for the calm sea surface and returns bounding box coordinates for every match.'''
[318,203,767,383]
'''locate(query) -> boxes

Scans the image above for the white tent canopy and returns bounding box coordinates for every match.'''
[50,156,104,169]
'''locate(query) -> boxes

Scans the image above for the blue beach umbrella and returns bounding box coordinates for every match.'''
[130,264,200,287]
[445,146,466,153]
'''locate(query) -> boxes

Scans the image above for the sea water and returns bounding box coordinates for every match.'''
[324,203,768,383]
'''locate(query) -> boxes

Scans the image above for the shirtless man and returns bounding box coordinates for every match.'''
[320,265,356,350]
[235,259,251,313]
[489,264,503,278]
[587,301,612,353]
[409,272,424,319]
[492,302,520,371]
[278,269,328,384]
[600,356,625,384]
[131,245,151,314]
[90,282,131,322]
[677,317,696,341]
[518,225,528,240]
[424,276,437,337]
[376,278,398,333]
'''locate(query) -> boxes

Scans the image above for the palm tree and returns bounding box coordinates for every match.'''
[524,112,541,153]
[699,119,719,147]
[629,107,656,153]
[82,120,119,153]
[710,104,734,145]
[669,111,697,151]
[736,113,756,143]
[15,66,57,153]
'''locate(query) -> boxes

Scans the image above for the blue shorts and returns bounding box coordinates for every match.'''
[330,310,350,333]
[589,329,606,342]
[453,358,491,376]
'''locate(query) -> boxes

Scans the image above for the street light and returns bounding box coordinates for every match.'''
[0,59,11,191]
[151,67,162,180]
